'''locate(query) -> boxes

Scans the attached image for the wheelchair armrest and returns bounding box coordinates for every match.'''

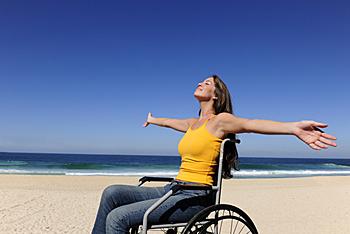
[171,184,213,194]
[139,176,174,186]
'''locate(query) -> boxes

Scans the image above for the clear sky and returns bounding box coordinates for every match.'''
[0,1,349,158]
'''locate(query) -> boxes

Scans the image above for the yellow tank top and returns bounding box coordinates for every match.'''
[176,119,223,185]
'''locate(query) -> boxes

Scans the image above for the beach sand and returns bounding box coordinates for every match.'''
[0,175,349,234]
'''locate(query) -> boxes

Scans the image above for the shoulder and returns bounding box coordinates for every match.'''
[216,112,236,122]
[213,113,245,134]
[217,113,250,133]
[207,113,235,129]
[187,118,198,124]
[185,118,198,127]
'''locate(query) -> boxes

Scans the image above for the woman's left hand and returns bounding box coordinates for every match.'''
[294,121,337,150]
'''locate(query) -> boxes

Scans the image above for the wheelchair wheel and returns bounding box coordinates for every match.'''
[181,204,258,234]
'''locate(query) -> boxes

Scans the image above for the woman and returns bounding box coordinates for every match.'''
[92,75,337,233]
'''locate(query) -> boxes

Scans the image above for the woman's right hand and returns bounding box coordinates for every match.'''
[143,112,153,127]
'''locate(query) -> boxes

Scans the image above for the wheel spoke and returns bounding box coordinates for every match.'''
[233,217,239,233]
[238,225,244,234]
[229,214,233,233]
[219,209,225,233]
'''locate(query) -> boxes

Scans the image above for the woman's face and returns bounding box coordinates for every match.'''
[194,77,216,101]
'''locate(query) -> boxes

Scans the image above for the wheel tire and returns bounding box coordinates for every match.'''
[181,204,258,234]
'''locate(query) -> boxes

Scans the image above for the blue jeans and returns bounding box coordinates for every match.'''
[92,180,214,234]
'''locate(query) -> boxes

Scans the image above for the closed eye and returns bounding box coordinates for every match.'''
[198,79,212,86]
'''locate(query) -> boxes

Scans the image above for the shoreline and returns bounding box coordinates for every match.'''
[1,172,350,179]
[1,175,349,233]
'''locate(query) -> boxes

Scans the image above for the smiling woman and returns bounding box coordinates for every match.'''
[92,74,337,234]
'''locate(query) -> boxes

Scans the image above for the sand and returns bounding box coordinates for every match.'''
[0,175,349,234]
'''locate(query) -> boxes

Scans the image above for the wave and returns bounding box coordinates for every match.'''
[0,161,178,171]
[65,171,178,176]
[0,169,66,175]
[0,167,179,176]
[63,163,113,170]
[321,163,350,169]
[54,162,350,172]
[232,169,350,178]
[240,163,350,171]
[1,168,350,178]
[0,160,28,166]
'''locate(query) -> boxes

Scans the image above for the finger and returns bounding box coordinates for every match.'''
[312,121,328,128]
[319,136,337,147]
[309,143,321,150]
[313,127,324,133]
[314,140,328,149]
[321,132,337,140]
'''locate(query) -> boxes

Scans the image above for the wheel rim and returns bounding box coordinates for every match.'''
[182,204,258,234]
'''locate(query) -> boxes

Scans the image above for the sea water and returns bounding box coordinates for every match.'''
[0,152,349,179]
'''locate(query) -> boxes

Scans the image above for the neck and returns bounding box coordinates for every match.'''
[199,101,215,120]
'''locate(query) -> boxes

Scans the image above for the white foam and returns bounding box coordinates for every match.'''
[65,171,178,176]
[0,169,178,176]
[233,169,350,177]
[1,168,350,178]
[322,163,350,169]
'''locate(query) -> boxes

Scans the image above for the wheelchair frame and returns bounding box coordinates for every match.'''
[136,138,251,234]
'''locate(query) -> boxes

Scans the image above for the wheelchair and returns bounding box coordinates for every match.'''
[131,139,258,234]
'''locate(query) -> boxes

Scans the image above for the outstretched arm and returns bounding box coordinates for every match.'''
[217,113,337,150]
[143,112,197,133]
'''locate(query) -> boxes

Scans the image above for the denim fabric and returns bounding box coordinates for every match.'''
[92,180,213,234]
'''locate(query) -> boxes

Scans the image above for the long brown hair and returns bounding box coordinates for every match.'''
[199,74,240,178]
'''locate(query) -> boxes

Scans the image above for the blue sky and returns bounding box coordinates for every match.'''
[0,1,349,158]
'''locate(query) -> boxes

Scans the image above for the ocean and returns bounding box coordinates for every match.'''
[0,152,350,179]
